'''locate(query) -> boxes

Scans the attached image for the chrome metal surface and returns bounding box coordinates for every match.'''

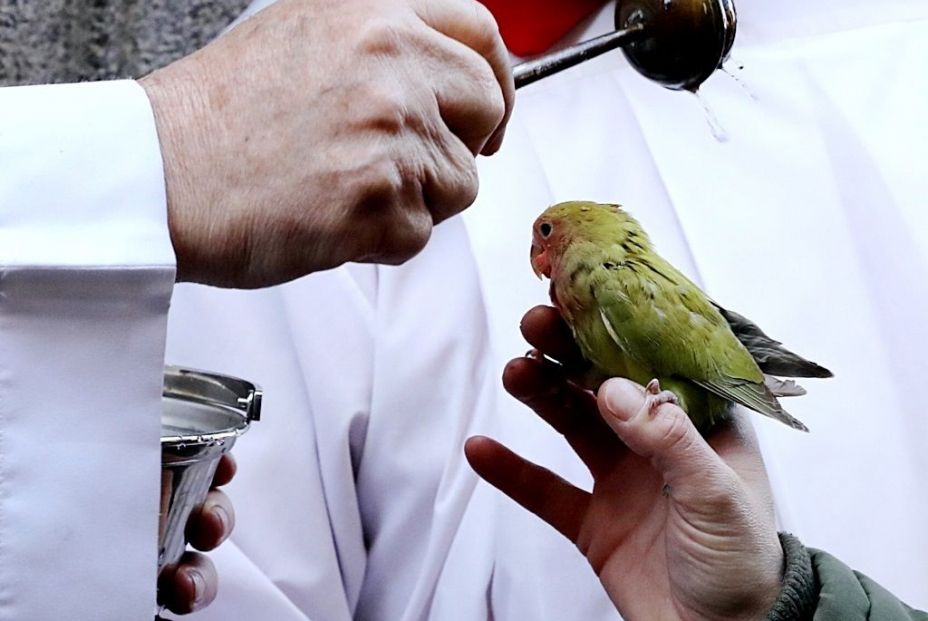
[158,367,262,578]
[616,0,738,91]
[513,23,647,89]
[513,0,737,92]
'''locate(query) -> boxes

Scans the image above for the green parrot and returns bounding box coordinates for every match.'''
[530,201,832,431]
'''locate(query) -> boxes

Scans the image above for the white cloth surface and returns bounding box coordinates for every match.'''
[0,81,175,618]
[168,223,502,621]
[167,1,928,619]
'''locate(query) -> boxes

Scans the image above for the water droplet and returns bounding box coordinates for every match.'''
[692,89,729,143]
[722,64,759,101]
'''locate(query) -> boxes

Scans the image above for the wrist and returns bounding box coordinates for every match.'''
[696,530,786,621]
[139,63,212,284]
[727,543,786,621]
[744,556,786,621]
[762,533,817,621]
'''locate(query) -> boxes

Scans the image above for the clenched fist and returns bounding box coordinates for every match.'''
[141,0,513,288]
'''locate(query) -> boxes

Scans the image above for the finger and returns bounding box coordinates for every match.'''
[465,436,589,542]
[359,187,433,266]
[411,0,514,155]
[428,34,507,156]
[520,305,587,368]
[503,357,624,476]
[158,552,218,615]
[421,127,480,224]
[596,378,734,496]
[186,489,235,552]
[212,453,237,487]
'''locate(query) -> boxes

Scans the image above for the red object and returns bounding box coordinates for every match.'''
[481,0,609,57]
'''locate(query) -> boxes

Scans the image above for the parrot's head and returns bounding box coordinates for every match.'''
[530,218,558,279]
[532,201,636,279]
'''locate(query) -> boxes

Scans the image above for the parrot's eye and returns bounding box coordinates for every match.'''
[539,223,553,238]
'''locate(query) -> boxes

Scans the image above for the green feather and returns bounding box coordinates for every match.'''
[536,201,831,432]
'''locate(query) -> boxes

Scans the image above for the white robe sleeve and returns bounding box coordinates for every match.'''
[0,80,175,618]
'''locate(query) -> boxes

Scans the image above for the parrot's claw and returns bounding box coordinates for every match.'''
[525,349,544,361]
[644,379,679,417]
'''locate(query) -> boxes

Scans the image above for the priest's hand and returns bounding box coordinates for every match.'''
[141,0,513,289]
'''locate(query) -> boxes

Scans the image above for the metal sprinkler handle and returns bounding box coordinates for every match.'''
[513,0,737,92]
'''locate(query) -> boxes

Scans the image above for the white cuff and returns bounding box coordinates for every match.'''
[0,80,174,618]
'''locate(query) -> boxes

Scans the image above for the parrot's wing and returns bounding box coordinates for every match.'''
[592,258,809,431]
[692,377,809,431]
[712,303,833,379]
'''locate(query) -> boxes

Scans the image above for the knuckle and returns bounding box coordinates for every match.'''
[357,17,409,57]
[398,213,433,258]
[469,1,501,44]
[360,159,406,204]
[353,156,433,264]
[379,213,433,263]
[451,60,504,142]
[483,81,506,131]
[432,153,479,222]
[360,84,410,134]
[456,157,480,206]
[471,60,503,111]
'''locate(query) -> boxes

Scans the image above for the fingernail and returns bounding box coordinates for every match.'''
[188,570,206,609]
[601,379,635,422]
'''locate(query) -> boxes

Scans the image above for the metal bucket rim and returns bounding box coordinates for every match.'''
[161,366,262,446]
[160,404,251,445]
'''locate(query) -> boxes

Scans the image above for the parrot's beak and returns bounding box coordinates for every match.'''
[530,242,549,280]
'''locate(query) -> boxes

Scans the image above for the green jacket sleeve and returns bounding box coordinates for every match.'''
[810,548,928,621]
[766,533,927,620]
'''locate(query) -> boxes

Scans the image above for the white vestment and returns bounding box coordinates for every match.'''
[180,2,928,618]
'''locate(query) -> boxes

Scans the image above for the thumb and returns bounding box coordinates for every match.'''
[596,379,726,492]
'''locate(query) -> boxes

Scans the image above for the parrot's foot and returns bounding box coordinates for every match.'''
[644,379,679,417]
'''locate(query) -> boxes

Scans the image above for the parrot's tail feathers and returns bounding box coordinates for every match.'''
[764,375,807,397]
[695,377,810,432]
[713,304,834,379]
[756,354,833,379]
[760,407,810,432]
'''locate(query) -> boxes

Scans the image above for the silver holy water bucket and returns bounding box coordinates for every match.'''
[159,367,262,576]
